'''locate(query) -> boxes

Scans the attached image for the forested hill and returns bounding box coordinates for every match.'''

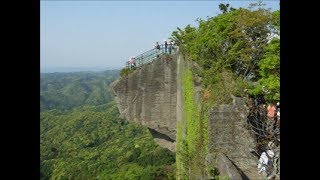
[40,70,119,111]
[41,103,175,179]
[40,70,176,179]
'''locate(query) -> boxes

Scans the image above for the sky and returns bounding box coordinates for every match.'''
[40,0,279,72]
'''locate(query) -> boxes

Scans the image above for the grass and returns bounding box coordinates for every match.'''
[176,67,209,179]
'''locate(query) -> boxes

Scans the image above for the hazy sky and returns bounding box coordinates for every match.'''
[40,0,279,71]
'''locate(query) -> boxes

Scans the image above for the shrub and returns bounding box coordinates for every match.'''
[120,68,134,77]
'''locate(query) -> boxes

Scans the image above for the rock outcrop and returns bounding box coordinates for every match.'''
[110,55,177,151]
[216,153,243,180]
[110,53,262,178]
[208,96,262,179]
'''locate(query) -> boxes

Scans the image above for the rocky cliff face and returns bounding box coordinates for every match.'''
[208,96,261,179]
[110,54,260,178]
[110,55,177,151]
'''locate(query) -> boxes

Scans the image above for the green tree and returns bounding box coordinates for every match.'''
[250,38,280,102]
[219,3,229,13]
[171,4,277,91]
[40,71,176,179]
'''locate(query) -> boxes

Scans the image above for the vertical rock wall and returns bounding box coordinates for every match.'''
[110,54,260,178]
[110,55,177,151]
[208,96,261,179]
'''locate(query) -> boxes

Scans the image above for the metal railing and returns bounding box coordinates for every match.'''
[126,43,178,68]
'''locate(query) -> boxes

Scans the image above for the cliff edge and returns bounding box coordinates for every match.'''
[110,54,178,151]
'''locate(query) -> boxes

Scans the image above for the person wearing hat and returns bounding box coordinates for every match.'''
[258,149,275,177]
[258,151,268,175]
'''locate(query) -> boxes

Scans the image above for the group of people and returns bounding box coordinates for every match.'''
[128,39,177,69]
[154,40,176,55]
[256,101,280,179]
[246,92,280,140]
[257,140,280,179]
[244,90,280,179]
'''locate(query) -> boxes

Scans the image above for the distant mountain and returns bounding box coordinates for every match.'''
[40,70,120,111]
[41,66,122,73]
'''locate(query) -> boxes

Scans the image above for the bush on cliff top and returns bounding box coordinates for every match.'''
[120,67,134,77]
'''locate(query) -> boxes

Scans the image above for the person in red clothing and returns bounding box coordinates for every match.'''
[129,56,136,69]
[267,104,276,119]
[267,104,277,135]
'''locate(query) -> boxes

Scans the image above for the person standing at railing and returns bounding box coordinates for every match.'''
[172,41,176,54]
[129,56,136,69]
[155,42,160,58]
[129,56,133,68]
[168,41,172,54]
[164,40,168,53]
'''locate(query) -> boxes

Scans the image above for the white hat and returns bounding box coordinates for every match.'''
[266,150,274,158]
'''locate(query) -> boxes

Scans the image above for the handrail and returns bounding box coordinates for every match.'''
[126,43,178,68]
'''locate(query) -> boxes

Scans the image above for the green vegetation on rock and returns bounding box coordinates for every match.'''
[173,2,280,179]
[177,67,208,179]
[120,67,134,77]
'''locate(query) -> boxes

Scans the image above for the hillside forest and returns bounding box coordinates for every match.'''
[40,70,176,179]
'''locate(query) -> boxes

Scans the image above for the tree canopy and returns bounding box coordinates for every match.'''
[40,70,119,111]
[171,4,280,103]
[40,70,176,179]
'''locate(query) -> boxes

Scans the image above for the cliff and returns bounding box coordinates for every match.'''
[110,54,178,151]
[110,53,262,179]
[208,96,262,179]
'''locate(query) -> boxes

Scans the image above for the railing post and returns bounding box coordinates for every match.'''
[141,55,144,66]
[162,44,164,54]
